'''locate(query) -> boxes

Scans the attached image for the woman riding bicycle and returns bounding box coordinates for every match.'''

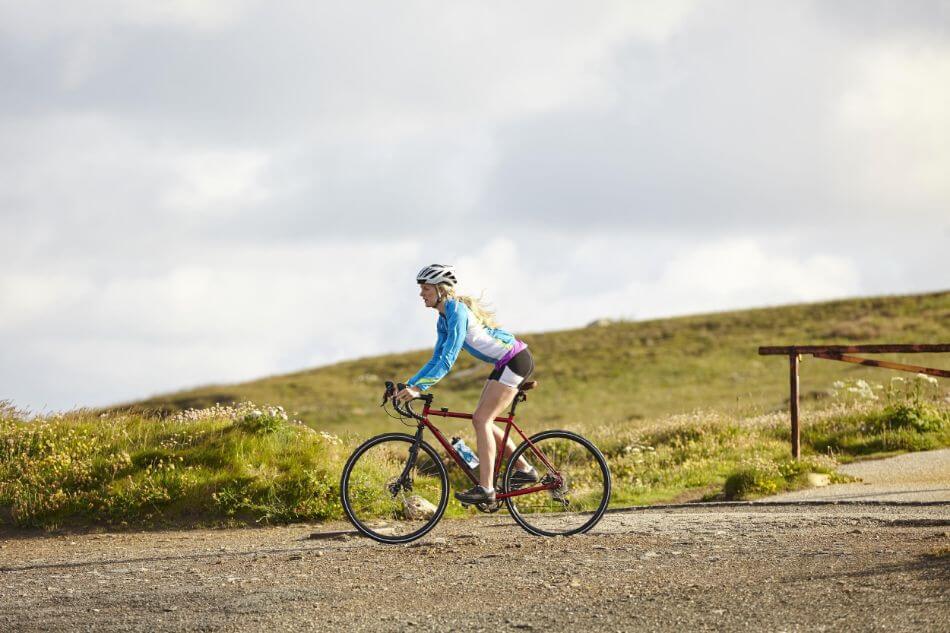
[395,264,537,505]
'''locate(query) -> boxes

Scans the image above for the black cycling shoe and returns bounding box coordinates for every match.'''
[454,485,495,504]
[508,467,539,489]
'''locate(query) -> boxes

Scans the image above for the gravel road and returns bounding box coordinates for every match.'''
[1,504,948,632]
[768,449,950,503]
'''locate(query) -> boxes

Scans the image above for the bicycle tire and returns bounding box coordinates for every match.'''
[503,430,611,537]
[340,432,448,544]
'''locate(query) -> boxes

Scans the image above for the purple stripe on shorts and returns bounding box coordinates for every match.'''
[494,340,527,371]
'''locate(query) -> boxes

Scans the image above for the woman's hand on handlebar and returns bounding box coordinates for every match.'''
[395,385,420,404]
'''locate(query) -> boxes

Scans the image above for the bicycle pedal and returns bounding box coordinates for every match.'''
[476,501,501,513]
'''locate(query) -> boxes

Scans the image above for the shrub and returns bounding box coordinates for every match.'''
[235,405,288,435]
[877,402,945,434]
[723,454,843,500]
[723,457,784,499]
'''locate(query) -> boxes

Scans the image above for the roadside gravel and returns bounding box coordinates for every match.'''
[1,504,948,632]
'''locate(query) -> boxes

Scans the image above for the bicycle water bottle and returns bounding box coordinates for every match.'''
[451,436,480,469]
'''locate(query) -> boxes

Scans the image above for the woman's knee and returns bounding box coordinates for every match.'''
[471,412,491,428]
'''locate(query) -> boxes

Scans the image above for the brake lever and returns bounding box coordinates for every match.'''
[391,383,421,420]
[381,381,396,407]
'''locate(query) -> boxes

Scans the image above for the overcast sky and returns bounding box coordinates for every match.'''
[1,1,948,412]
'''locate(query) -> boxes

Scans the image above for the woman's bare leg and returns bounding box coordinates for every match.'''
[491,426,523,464]
[472,380,529,490]
[473,380,528,465]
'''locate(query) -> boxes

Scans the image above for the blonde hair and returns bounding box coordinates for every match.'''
[438,284,500,329]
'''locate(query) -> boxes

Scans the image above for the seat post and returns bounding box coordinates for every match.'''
[509,380,537,416]
[509,391,526,416]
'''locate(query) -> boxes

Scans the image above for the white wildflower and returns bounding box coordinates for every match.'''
[915,373,939,386]
[319,431,342,445]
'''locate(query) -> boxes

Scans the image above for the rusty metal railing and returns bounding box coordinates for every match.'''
[758,344,950,458]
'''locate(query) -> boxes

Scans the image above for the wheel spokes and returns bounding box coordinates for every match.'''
[343,437,446,541]
[506,433,610,536]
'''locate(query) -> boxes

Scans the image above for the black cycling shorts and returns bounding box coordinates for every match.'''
[488,348,535,388]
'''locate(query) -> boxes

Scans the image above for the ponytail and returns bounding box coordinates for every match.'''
[438,284,500,329]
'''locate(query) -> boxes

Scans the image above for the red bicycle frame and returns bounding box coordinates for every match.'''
[418,401,561,500]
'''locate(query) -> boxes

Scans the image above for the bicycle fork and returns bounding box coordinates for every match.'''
[388,425,424,497]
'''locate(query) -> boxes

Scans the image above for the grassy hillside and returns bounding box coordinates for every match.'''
[121,291,950,439]
[3,291,947,530]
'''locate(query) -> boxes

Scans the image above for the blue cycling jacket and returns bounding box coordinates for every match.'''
[407,299,524,391]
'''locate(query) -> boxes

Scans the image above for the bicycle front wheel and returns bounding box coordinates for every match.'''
[504,430,611,537]
[340,433,448,544]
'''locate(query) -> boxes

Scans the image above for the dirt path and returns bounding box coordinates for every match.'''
[768,449,950,503]
[1,504,948,632]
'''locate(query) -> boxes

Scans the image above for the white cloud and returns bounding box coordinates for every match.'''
[0,114,276,248]
[412,236,861,336]
[163,149,271,214]
[0,240,438,410]
[1,1,254,92]
[834,39,950,213]
[0,273,94,329]
[0,2,946,412]
[652,240,860,314]
[0,0,252,38]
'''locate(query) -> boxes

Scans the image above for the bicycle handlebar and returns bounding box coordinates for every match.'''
[383,381,429,422]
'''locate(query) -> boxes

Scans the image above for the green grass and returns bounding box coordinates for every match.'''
[599,397,947,504]
[2,291,948,529]
[2,377,946,529]
[0,402,348,529]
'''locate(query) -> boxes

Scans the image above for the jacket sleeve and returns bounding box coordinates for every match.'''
[406,301,468,391]
[406,338,444,390]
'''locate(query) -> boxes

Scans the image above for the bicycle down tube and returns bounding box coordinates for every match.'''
[420,402,561,500]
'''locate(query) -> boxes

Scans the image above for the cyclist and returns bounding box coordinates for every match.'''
[395,264,537,504]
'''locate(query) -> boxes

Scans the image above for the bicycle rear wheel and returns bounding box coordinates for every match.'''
[504,430,611,537]
[340,433,448,544]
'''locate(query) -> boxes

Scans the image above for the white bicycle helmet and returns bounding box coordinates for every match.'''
[416,264,458,287]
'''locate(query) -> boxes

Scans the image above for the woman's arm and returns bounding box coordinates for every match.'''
[405,339,444,389]
[406,301,467,392]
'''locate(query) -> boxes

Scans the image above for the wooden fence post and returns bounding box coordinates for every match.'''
[789,353,800,459]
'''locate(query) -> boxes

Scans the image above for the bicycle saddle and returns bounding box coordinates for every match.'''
[520,380,538,392]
